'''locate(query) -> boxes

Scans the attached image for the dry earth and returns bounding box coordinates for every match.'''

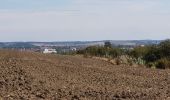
[0,50,169,100]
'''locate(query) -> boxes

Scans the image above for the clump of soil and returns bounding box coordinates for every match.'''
[0,50,169,100]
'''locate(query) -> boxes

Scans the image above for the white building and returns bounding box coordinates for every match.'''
[140,45,145,47]
[71,48,77,51]
[43,49,57,54]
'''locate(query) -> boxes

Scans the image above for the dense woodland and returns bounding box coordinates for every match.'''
[77,40,170,69]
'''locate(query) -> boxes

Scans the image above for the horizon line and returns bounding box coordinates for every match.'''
[0,39,165,43]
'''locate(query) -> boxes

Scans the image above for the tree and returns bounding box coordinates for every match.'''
[129,46,149,59]
[143,46,161,63]
[159,39,170,58]
[104,41,112,48]
[109,48,122,58]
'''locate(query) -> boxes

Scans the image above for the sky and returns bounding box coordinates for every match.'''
[0,0,170,41]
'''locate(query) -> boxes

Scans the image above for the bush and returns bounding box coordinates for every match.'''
[77,46,123,58]
[77,39,170,69]
[146,62,156,68]
[104,41,112,48]
[127,57,133,66]
[109,48,122,58]
[155,58,170,69]
[159,39,170,58]
[129,46,149,59]
[141,46,161,63]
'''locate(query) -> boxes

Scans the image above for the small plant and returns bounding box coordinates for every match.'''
[127,58,133,66]
[146,62,155,68]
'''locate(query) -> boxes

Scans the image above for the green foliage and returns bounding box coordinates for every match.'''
[109,48,123,58]
[127,39,170,69]
[129,46,149,58]
[77,46,123,58]
[143,46,161,63]
[155,58,170,69]
[127,57,134,66]
[159,39,170,58]
[104,41,112,48]
[146,62,156,68]
[77,39,170,69]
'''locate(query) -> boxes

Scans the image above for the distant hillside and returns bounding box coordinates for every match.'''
[0,42,39,49]
[0,40,161,49]
[109,40,161,46]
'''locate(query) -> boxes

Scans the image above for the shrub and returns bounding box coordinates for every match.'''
[77,46,123,58]
[109,48,122,58]
[104,41,112,48]
[129,46,149,59]
[127,57,133,66]
[159,39,170,58]
[143,46,161,63]
[146,62,156,68]
[155,58,170,69]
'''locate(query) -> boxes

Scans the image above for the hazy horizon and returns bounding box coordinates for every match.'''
[0,0,170,41]
[0,39,164,43]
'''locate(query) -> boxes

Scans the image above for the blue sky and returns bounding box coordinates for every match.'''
[0,0,170,41]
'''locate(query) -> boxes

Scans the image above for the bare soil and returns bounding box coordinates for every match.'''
[0,50,169,100]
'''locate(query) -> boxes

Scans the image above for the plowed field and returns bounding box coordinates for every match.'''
[0,50,169,100]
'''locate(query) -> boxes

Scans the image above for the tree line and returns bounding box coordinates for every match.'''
[77,41,123,58]
[77,40,170,69]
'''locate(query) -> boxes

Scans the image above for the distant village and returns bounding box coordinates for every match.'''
[0,40,160,54]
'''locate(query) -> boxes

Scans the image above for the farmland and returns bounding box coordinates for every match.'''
[0,50,169,100]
